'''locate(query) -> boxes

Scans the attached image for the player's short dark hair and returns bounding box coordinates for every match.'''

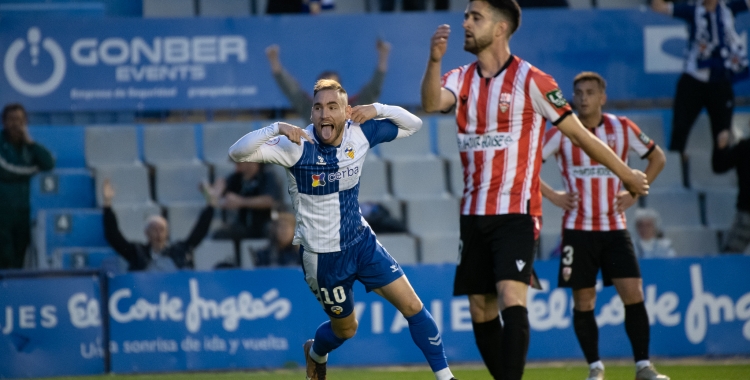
[471,0,521,36]
[313,79,348,98]
[2,103,27,122]
[573,72,607,91]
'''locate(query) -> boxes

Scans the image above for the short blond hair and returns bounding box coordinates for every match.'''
[313,79,348,98]
[573,71,607,91]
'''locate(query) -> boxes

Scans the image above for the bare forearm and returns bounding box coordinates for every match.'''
[540,179,557,199]
[421,60,444,112]
[643,146,666,184]
[577,132,632,180]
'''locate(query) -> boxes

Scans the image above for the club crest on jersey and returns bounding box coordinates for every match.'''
[316,155,327,165]
[312,173,326,187]
[545,88,568,108]
[331,306,343,315]
[607,133,617,149]
[499,92,512,113]
[265,137,280,146]
[344,143,355,159]
[562,267,572,282]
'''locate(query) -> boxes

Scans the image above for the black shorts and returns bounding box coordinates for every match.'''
[453,214,538,296]
[558,229,641,289]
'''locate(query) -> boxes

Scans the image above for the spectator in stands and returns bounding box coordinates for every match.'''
[265,40,391,117]
[0,103,54,269]
[632,208,676,258]
[253,212,301,267]
[360,201,407,233]
[213,161,281,242]
[516,0,568,7]
[651,0,748,167]
[713,129,750,253]
[101,179,215,271]
[379,0,449,11]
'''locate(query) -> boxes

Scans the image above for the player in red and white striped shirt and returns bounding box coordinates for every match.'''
[421,1,649,379]
[541,72,669,380]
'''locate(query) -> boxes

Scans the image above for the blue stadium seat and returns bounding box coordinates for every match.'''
[31,169,96,219]
[54,247,121,271]
[39,209,108,258]
[29,125,86,168]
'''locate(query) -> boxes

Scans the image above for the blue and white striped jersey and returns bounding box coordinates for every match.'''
[229,103,421,253]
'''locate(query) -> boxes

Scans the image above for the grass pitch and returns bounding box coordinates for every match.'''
[45,361,750,380]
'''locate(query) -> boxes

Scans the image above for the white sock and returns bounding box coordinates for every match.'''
[589,361,604,370]
[309,346,328,364]
[435,367,454,380]
[636,360,651,370]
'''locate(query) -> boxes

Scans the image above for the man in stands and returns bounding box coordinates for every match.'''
[101,179,215,271]
[541,72,669,380]
[229,79,457,380]
[0,103,54,269]
[420,1,650,379]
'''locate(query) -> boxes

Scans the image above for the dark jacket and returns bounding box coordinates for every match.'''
[0,131,55,210]
[103,206,214,271]
[713,137,750,212]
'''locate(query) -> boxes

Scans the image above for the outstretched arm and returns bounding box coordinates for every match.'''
[421,25,458,113]
[556,115,649,196]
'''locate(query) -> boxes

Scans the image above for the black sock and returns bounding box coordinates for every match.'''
[573,309,600,364]
[500,306,529,380]
[472,316,504,379]
[624,302,650,362]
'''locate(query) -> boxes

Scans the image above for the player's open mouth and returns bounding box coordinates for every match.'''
[320,123,334,140]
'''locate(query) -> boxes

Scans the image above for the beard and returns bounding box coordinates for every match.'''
[463,33,493,55]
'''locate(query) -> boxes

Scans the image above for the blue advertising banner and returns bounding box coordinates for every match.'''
[106,256,750,374]
[1,10,748,112]
[0,274,104,378]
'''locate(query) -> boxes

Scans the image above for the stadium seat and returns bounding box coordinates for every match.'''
[378,126,434,160]
[447,158,464,197]
[198,0,250,16]
[541,198,565,234]
[38,209,108,259]
[390,158,448,199]
[643,189,702,227]
[633,151,684,189]
[420,234,460,264]
[213,162,236,182]
[684,114,713,154]
[359,158,390,200]
[94,165,152,206]
[405,197,459,237]
[166,203,207,242]
[688,151,737,189]
[30,125,86,168]
[31,169,96,219]
[435,116,459,159]
[85,125,141,167]
[193,239,236,270]
[733,112,750,136]
[111,203,162,244]
[376,234,418,265]
[239,239,270,269]
[143,0,195,17]
[662,226,719,256]
[54,247,123,271]
[154,164,210,206]
[202,122,254,165]
[143,124,200,165]
[540,159,563,189]
[704,189,739,230]
[620,113,666,148]
[597,0,645,8]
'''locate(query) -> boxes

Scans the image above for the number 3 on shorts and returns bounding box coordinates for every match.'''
[320,286,347,304]
[562,245,574,266]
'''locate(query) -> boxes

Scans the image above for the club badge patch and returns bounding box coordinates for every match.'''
[331,306,343,315]
[562,267,572,282]
[499,92,512,113]
[638,132,652,146]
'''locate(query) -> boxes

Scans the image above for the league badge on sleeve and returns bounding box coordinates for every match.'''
[638,132,652,146]
[545,88,568,108]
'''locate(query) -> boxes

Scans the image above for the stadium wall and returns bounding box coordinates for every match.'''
[1,10,748,112]
[2,256,750,378]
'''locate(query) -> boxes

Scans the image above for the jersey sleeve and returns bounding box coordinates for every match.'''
[542,127,562,162]
[228,123,305,168]
[440,68,461,112]
[360,118,399,147]
[623,117,656,159]
[528,71,573,126]
[672,4,696,21]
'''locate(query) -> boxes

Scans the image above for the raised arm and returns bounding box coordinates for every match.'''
[352,40,391,105]
[651,0,672,15]
[421,25,458,113]
[266,44,314,116]
[184,206,215,249]
[556,115,649,196]
[101,180,138,264]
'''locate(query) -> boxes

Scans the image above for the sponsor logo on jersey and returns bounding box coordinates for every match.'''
[312,173,326,187]
[545,88,568,108]
[499,92,512,113]
[331,306,343,315]
[570,165,615,178]
[639,132,652,146]
[344,143,355,159]
[457,132,515,152]
[327,166,359,182]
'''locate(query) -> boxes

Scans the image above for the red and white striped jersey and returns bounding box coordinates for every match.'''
[442,56,572,216]
[542,113,655,231]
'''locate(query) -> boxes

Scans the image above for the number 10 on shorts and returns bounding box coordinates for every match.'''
[320,286,347,304]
